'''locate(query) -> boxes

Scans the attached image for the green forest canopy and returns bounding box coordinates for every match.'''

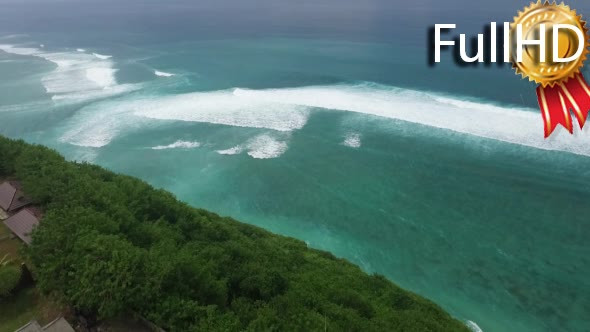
[0,136,468,331]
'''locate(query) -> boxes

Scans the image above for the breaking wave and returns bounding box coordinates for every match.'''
[466,320,483,332]
[133,90,310,132]
[155,70,175,77]
[151,140,201,150]
[58,85,308,149]
[216,146,243,155]
[245,134,289,159]
[0,44,138,102]
[92,52,112,60]
[231,83,590,156]
[343,132,361,148]
[215,134,289,159]
[58,81,590,156]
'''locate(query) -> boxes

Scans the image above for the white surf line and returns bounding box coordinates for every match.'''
[0,43,138,103]
[245,134,289,159]
[151,140,201,150]
[216,146,243,155]
[52,70,590,156]
[132,89,310,132]
[92,52,112,60]
[215,134,289,159]
[466,320,483,332]
[155,70,175,77]
[231,83,590,157]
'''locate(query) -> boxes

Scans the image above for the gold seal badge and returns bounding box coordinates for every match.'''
[511,1,590,87]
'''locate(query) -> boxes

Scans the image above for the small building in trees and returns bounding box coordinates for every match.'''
[2,209,40,245]
[0,181,16,212]
[0,181,32,213]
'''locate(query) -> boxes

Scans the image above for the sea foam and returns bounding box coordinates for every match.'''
[59,88,309,147]
[59,97,154,147]
[151,140,201,150]
[230,83,590,156]
[133,90,310,132]
[466,320,483,332]
[343,132,361,148]
[85,67,117,88]
[0,44,138,102]
[56,78,590,156]
[216,146,243,155]
[155,70,175,77]
[92,52,112,60]
[215,134,288,159]
[245,134,289,159]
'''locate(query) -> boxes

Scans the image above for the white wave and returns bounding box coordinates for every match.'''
[61,88,309,146]
[216,146,243,155]
[215,135,288,159]
[92,52,112,60]
[59,90,295,154]
[134,90,309,131]
[151,140,201,150]
[245,134,288,159]
[56,78,590,155]
[85,67,117,88]
[343,132,361,148]
[76,48,85,52]
[231,83,590,156]
[466,320,483,332]
[155,70,174,77]
[39,44,44,48]
[0,44,37,56]
[51,84,139,102]
[59,98,152,147]
[0,43,136,103]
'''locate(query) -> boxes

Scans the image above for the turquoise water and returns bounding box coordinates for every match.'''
[1,1,590,331]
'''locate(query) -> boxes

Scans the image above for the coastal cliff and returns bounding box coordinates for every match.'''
[0,135,467,331]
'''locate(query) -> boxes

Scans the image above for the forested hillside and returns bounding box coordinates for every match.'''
[0,136,467,331]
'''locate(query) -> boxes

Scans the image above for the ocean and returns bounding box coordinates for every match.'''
[1,0,589,331]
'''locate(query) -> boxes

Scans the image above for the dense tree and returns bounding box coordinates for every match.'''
[0,138,24,176]
[0,135,468,331]
[0,255,21,297]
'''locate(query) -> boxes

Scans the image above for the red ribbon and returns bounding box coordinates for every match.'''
[536,73,590,137]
